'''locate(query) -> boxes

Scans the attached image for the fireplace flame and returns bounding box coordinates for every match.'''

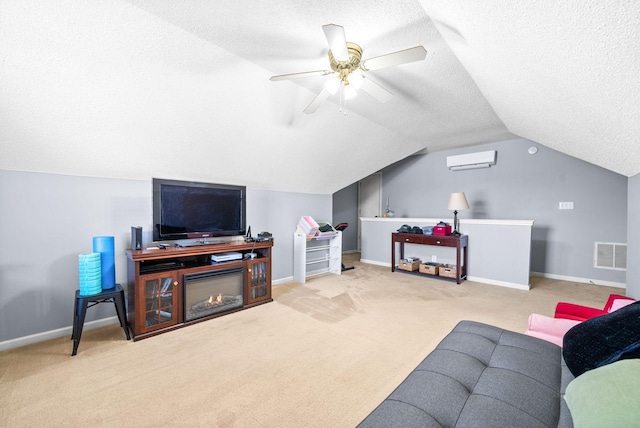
[206,294,223,305]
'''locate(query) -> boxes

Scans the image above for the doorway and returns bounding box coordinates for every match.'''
[358,173,381,250]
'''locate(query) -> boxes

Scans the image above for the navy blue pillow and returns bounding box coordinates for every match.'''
[563,300,640,377]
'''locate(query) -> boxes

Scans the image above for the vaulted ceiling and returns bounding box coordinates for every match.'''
[1,1,638,194]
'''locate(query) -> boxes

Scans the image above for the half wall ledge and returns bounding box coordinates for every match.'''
[360,217,534,290]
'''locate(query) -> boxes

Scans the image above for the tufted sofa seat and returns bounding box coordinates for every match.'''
[359,320,574,428]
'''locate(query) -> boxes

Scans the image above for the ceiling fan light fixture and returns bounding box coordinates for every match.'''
[329,42,363,74]
[325,78,340,95]
[349,72,364,90]
[269,24,427,114]
[344,84,357,100]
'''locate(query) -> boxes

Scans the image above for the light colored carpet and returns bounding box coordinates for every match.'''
[0,254,622,427]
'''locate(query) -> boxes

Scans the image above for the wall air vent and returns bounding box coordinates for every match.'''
[446,150,497,171]
[594,242,627,270]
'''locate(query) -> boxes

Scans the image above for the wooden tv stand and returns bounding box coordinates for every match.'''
[126,240,273,340]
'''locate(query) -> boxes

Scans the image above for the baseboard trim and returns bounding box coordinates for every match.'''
[273,276,293,286]
[466,275,530,291]
[0,316,118,352]
[4,278,296,351]
[359,260,531,290]
[360,259,625,290]
[3,271,622,352]
[531,272,626,289]
[360,259,390,268]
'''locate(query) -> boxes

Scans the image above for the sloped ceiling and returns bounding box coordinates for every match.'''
[0,1,638,194]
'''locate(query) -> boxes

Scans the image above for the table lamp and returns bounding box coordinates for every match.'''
[448,192,469,236]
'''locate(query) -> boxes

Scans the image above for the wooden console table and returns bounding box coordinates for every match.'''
[391,233,468,284]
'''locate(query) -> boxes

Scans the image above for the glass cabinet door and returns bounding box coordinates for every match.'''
[246,258,271,304]
[141,272,178,332]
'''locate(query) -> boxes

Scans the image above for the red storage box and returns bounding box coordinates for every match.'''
[433,225,452,236]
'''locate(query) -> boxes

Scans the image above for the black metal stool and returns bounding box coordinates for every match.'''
[71,283,131,356]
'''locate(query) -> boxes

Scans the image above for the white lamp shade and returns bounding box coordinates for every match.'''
[325,78,340,95]
[344,84,358,99]
[448,192,469,210]
[350,72,364,90]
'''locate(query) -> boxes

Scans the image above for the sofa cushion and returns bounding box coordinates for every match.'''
[564,359,640,427]
[359,321,570,428]
[563,301,640,377]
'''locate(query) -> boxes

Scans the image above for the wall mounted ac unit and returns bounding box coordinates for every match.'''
[446,150,497,171]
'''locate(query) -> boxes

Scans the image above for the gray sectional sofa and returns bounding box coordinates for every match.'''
[359,320,574,428]
[359,300,640,428]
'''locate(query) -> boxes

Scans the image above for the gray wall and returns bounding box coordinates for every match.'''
[332,183,359,252]
[626,173,640,299]
[332,137,633,288]
[379,138,628,285]
[0,170,331,343]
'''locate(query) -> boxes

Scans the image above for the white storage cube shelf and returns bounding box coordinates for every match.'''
[293,231,342,283]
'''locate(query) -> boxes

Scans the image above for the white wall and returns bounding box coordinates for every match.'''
[626,173,640,299]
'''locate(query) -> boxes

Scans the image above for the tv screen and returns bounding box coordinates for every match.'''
[153,178,246,242]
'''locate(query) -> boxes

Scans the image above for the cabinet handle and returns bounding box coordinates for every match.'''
[436,241,441,245]
[173,281,178,286]
[405,238,410,242]
[248,268,252,273]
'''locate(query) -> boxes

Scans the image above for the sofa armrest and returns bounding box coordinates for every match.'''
[603,294,635,312]
[554,302,606,321]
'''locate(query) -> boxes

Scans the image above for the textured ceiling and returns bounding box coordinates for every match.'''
[419,0,640,177]
[0,1,638,194]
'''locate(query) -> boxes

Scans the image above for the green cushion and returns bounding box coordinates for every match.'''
[565,359,640,427]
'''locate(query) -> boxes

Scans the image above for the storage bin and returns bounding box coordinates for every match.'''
[315,222,338,240]
[419,262,441,275]
[433,225,452,236]
[398,258,421,271]
[438,264,457,278]
[297,216,319,239]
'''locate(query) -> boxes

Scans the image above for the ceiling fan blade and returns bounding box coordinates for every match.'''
[360,77,393,103]
[361,46,427,71]
[303,88,331,114]
[270,70,333,81]
[322,24,349,61]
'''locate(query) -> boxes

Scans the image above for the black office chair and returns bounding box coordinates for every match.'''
[334,223,355,271]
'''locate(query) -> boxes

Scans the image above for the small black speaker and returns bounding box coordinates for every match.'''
[131,226,142,250]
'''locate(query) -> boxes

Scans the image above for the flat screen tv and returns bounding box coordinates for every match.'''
[152,178,246,242]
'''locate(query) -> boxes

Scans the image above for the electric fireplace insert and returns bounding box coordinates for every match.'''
[183,267,244,322]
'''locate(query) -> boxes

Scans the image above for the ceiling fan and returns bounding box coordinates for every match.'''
[270,24,427,114]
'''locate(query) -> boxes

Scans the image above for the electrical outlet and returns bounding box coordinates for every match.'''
[559,202,574,210]
[431,255,437,262]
